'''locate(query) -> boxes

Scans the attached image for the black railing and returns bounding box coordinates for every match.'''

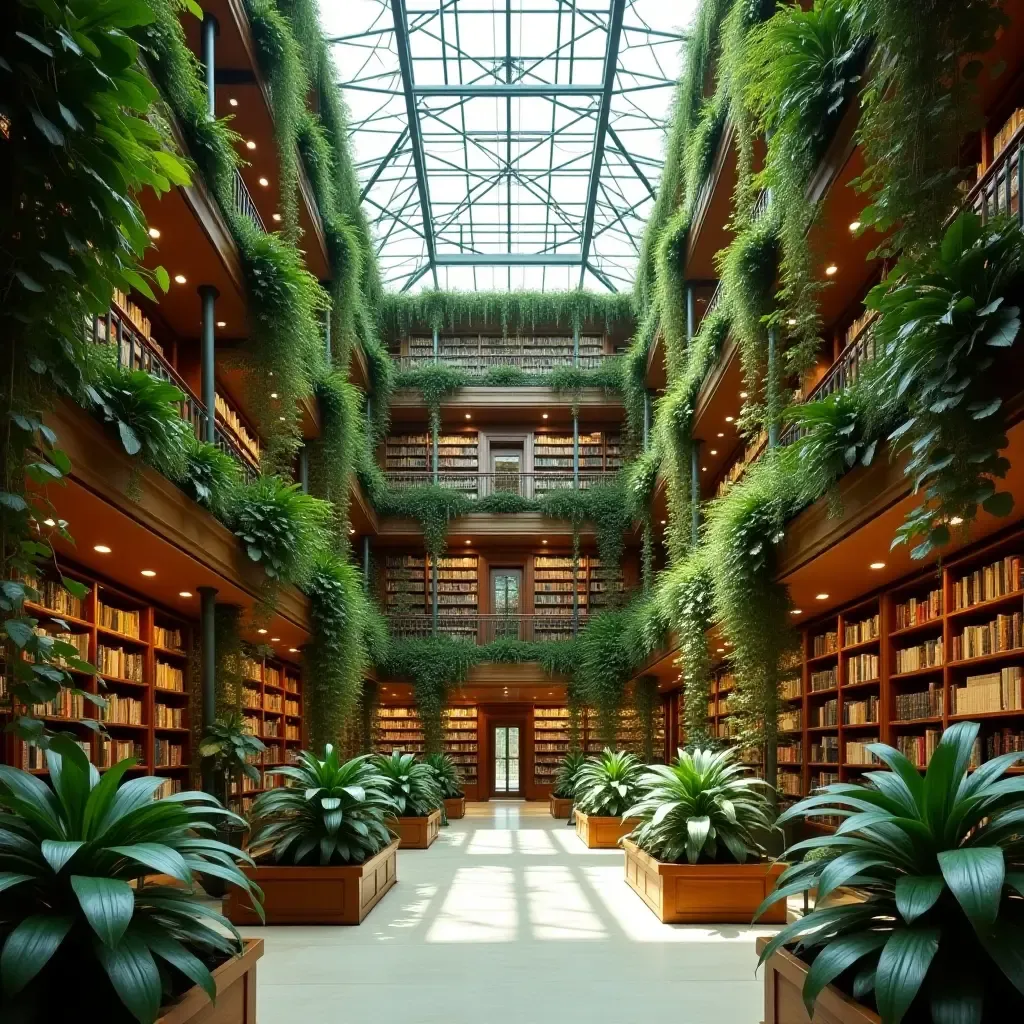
[91,306,258,479]
[382,469,617,498]
[965,129,1024,227]
[396,352,608,374]
[386,613,587,645]
[233,171,266,232]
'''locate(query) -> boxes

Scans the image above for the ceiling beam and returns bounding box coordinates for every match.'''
[435,254,580,266]
[578,0,625,288]
[390,0,438,288]
[412,83,602,97]
[359,127,410,202]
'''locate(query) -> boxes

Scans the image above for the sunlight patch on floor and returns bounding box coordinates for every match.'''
[526,865,607,940]
[426,866,517,943]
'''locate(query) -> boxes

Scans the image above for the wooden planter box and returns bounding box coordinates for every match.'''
[623,840,787,924]
[758,937,880,1024]
[157,939,263,1024]
[444,796,466,820]
[388,809,442,849]
[575,810,638,849]
[224,841,398,926]
[549,795,573,818]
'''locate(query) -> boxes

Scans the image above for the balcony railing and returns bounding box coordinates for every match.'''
[382,469,617,498]
[387,613,587,645]
[396,351,608,374]
[91,306,258,479]
[233,171,266,232]
[965,127,1024,227]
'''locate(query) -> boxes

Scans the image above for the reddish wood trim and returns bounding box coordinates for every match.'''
[156,939,263,1024]
[388,810,441,849]
[444,796,466,819]
[574,811,638,849]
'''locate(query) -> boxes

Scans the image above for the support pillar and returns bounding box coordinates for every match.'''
[572,413,579,488]
[690,440,702,548]
[431,416,439,485]
[686,283,696,344]
[198,586,218,792]
[431,559,439,635]
[198,286,219,444]
[573,325,579,367]
[432,327,439,362]
[201,15,218,120]
[298,447,309,494]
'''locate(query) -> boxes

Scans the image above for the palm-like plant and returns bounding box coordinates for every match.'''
[624,746,776,864]
[552,750,587,800]
[424,752,463,800]
[198,711,266,807]
[0,738,260,1024]
[756,721,1024,1023]
[574,749,644,818]
[374,751,443,817]
[248,747,396,866]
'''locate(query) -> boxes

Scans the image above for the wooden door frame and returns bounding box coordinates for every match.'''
[484,710,529,798]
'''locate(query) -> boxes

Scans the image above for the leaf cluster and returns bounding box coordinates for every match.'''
[574,749,645,818]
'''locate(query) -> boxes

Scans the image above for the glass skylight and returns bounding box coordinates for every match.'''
[321,0,693,293]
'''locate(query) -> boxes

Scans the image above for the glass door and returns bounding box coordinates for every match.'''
[490,447,523,495]
[493,725,521,795]
[491,569,522,640]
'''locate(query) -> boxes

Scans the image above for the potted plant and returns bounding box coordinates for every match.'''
[197,712,266,896]
[550,749,586,820]
[755,721,1024,1024]
[225,746,399,926]
[573,748,644,848]
[621,746,785,924]
[375,750,444,849]
[0,737,263,1024]
[425,751,465,821]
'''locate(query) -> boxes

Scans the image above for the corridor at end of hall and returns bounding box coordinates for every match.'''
[244,802,778,1024]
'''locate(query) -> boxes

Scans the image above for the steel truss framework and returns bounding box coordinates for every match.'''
[324,1,686,293]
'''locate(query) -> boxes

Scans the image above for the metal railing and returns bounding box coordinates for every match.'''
[91,306,258,479]
[382,469,617,497]
[965,130,1024,227]
[233,170,266,232]
[396,352,608,374]
[387,613,587,645]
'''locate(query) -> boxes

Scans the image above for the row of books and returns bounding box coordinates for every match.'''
[286,700,300,716]
[98,645,144,682]
[952,555,1021,610]
[778,772,802,796]
[951,613,1023,661]
[810,668,838,692]
[813,699,839,727]
[813,631,838,657]
[155,662,184,691]
[811,737,840,763]
[96,738,143,767]
[100,693,144,725]
[895,684,942,721]
[845,614,880,646]
[895,640,943,673]
[28,576,84,619]
[265,693,283,713]
[98,602,140,638]
[777,742,802,764]
[779,677,801,700]
[847,653,880,683]
[953,666,1023,714]
[154,704,185,729]
[845,739,881,765]
[155,778,183,799]
[215,392,260,463]
[154,739,184,767]
[778,709,802,732]
[896,730,940,769]
[844,696,879,724]
[153,625,183,651]
[971,728,1024,764]
[31,689,86,720]
[896,589,943,630]
[23,740,90,770]
[34,628,89,663]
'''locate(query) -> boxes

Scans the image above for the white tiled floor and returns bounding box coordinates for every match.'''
[243,802,777,1023]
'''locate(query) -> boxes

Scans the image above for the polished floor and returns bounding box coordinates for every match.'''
[242,802,778,1023]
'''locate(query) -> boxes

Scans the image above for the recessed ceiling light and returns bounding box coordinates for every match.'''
[272,213,281,222]
[246,140,256,150]
[229,98,238,107]
[660,519,666,525]
[349,528,356,535]
[258,177,269,187]
[790,609,802,615]
[216,320,226,328]
[148,227,161,239]
[710,449,718,455]
[464,413,471,420]
[717,432,724,438]
[140,570,156,578]
[816,593,830,601]
[278,415,285,422]
[289,647,299,653]
[43,518,56,527]
[271,637,280,642]
[94,544,111,554]
[825,264,838,276]
[270,392,278,399]
[849,220,861,232]
[465,539,471,545]
[179,591,193,598]
[173,274,186,284]
[787,318,797,326]
[716,647,725,653]
[870,561,886,570]
[542,413,548,419]
[701,466,707,472]
[257,628,267,635]
[949,516,963,526]
[541,539,547,545]
[725,416,734,423]
[739,391,748,399]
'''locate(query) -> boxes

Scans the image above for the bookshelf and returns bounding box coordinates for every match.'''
[214,390,261,469]
[581,704,666,760]
[588,556,624,611]
[532,432,622,492]
[431,555,479,637]
[533,706,571,785]
[10,564,192,792]
[437,432,478,493]
[533,555,586,638]
[403,334,606,373]
[384,554,428,614]
[443,706,479,790]
[385,433,430,473]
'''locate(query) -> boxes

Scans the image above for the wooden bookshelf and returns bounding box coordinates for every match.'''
[533,706,571,785]
[588,556,624,611]
[533,555,586,638]
[533,433,574,491]
[431,554,479,637]
[437,432,478,492]
[374,705,480,794]
[403,334,606,373]
[581,704,666,760]
[214,390,261,469]
[385,433,430,472]
[385,554,428,614]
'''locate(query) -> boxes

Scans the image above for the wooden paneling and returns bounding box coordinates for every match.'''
[156,939,263,1024]
[574,811,638,849]
[388,810,441,849]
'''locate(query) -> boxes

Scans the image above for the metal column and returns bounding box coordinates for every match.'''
[686,284,696,344]
[431,560,439,635]
[198,286,219,444]
[198,587,218,791]
[201,15,218,120]
[690,440,702,547]
[573,326,579,367]
[432,327,439,362]
[298,448,309,494]
[572,413,579,487]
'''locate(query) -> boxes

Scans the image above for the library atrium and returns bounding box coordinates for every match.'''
[6,0,1024,1021]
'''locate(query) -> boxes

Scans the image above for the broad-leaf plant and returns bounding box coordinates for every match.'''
[574,749,644,818]
[756,721,1024,1023]
[374,751,443,818]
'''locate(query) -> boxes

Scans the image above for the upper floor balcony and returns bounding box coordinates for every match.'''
[391,332,619,374]
[382,469,619,498]
[386,612,587,645]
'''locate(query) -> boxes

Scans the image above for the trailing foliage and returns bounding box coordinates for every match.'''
[625,746,776,864]
[178,435,241,518]
[758,721,1024,1023]
[249,747,396,865]
[631,676,661,763]
[375,750,444,817]
[574,749,645,818]
[0,738,261,1023]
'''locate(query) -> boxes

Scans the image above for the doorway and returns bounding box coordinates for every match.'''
[490,568,522,641]
[492,723,522,796]
[490,445,523,495]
